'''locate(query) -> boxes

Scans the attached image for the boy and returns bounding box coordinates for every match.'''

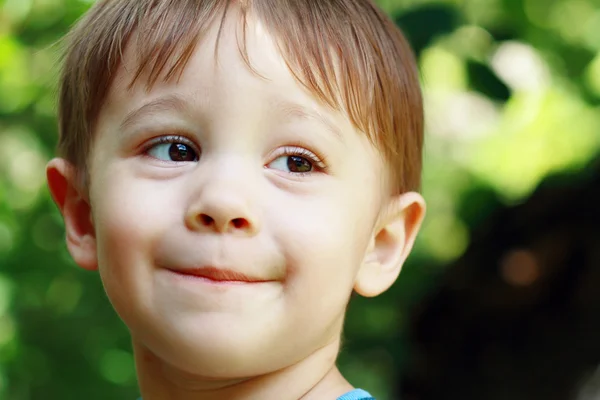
[46,0,426,399]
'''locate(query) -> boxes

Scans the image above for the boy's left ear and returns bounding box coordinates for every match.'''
[354,191,426,297]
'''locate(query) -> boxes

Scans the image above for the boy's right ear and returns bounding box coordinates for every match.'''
[46,158,98,271]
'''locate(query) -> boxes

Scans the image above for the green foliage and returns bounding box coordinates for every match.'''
[1,0,599,399]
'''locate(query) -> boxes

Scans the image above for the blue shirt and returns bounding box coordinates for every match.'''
[338,388,375,399]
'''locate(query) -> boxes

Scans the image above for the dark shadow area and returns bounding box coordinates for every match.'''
[401,156,600,400]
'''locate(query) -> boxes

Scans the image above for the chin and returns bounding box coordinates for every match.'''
[135,321,287,378]
[160,343,283,378]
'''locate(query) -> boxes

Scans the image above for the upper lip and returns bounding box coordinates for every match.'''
[168,266,272,283]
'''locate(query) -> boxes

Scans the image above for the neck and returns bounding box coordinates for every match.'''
[134,338,354,400]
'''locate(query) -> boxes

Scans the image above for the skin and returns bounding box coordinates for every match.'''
[47,7,425,400]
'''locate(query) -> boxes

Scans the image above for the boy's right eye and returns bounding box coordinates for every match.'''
[145,136,200,162]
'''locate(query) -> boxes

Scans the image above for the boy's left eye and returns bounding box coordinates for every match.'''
[269,155,313,173]
[267,147,325,175]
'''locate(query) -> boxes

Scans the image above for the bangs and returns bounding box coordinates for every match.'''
[59,0,422,192]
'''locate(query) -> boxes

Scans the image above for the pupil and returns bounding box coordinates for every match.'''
[287,156,312,173]
[169,143,195,162]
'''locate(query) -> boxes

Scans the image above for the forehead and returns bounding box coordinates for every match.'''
[101,7,342,122]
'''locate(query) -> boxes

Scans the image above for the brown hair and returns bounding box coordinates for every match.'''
[58,0,423,194]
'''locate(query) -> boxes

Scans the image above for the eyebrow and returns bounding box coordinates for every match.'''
[119,94,190,131]
[275,101,344,142]
[119,94,345,143]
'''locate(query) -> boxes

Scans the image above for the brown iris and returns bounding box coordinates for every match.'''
[168,143,198,162]
[287,156,312,173]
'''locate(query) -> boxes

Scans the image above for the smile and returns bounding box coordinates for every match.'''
[166,266,273,284]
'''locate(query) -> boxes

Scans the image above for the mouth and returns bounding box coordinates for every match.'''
[166,266,272,284]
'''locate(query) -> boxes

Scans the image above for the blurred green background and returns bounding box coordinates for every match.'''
[1,0,600,399]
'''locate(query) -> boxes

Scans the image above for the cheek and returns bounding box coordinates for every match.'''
[269,185,378,342]
[90,167,180,293]
[275,182,379,296]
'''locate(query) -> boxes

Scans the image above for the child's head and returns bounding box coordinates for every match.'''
[48,0,425,383]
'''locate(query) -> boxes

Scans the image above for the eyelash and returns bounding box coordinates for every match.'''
[269,146,328,173]
[141,135,328,173]
[140,134,200,162]
[143,134,198,152]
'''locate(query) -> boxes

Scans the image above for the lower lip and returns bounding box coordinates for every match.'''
[165,269,271,286]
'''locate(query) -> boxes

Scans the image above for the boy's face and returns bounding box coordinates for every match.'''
[57,11,418,378]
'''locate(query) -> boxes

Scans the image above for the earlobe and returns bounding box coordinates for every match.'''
[354,192,426,298]
[46,158,98,271]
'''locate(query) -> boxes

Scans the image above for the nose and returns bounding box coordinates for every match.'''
[184,177,260,236]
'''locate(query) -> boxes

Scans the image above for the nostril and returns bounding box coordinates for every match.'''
[231,218,247,229]
[200,214,214,226]
[195,214,250,231]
